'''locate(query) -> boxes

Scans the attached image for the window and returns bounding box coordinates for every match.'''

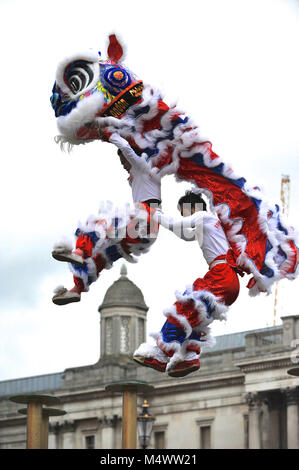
[120,317,130,353]
[85,435,95,449]
[105,318,113,355]
[196,418,214,449]
[244,414,249,449]
[154,431,165,449]
[138,318,145,345]
[200,426,211,449]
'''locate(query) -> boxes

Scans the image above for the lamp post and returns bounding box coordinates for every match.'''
[137,400,155,449]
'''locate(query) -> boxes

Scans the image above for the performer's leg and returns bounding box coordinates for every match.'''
[52,250,108,305]
[52,236,145,306]
[139,265,239,375]
[70,277,85,294]
[193,264,240,307]
[52,233,89,266]
[120,202,159,256]
[133,343,169,372]
[149,317,201,377]
[52,204,159,305]
[133,321,201,376]
[52,215,112,305]
[52,210,109,266]
[74,233,93,259]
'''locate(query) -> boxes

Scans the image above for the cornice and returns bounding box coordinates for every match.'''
[235,354,292,373]
[54,370,245,404]
[152,372,245,397]
[0,415,26,427]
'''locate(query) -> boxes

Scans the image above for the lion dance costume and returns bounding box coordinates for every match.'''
[50,34,299,376]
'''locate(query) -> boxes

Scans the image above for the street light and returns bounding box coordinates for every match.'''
[137,400,155,449]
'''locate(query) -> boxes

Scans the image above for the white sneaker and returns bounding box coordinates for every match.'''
[168,351,200,378]
[52,248,84,266]
[133,344,169,372]
[52,287,81,305]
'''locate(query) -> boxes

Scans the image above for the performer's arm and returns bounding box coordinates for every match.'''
[153,210,204,241]
[109,132,147,169]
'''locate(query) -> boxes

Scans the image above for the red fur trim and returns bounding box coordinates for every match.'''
[281,240,298,275]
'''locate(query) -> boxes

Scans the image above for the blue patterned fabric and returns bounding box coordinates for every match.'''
[161,321,186,345]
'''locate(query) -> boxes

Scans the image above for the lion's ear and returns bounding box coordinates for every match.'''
[107,34,126,62]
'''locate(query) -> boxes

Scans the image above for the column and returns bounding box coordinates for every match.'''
[61,421,76,449]
[246,393,262,449]
[260,399,271,449]
[285,387,299,449]
[101,415,120,449]
[266,392,283,449]
[26,401,43,449]
[48,431,57,449]
[48,422,62,449]
[105,381,154,450]
[9,394,61,450]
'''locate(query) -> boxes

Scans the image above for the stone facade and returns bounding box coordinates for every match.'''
[0,266,299,449]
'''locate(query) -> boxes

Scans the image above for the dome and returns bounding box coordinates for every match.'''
[98,264,148,311]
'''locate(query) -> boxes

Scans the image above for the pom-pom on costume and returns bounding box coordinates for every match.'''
[51,33,299,374]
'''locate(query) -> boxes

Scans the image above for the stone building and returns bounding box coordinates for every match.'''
[0,264,299,449]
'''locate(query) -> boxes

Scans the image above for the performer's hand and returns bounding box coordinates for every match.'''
[109,132,148,170]
[152,210,173,229]
[109,132,130,149]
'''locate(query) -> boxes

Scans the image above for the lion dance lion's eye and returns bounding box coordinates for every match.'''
[64,60,94,95]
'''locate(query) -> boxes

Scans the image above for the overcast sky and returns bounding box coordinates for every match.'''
[0,0,298,381]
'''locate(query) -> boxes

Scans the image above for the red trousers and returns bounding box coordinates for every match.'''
[170,262,240,330]
[157,261,240,359]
